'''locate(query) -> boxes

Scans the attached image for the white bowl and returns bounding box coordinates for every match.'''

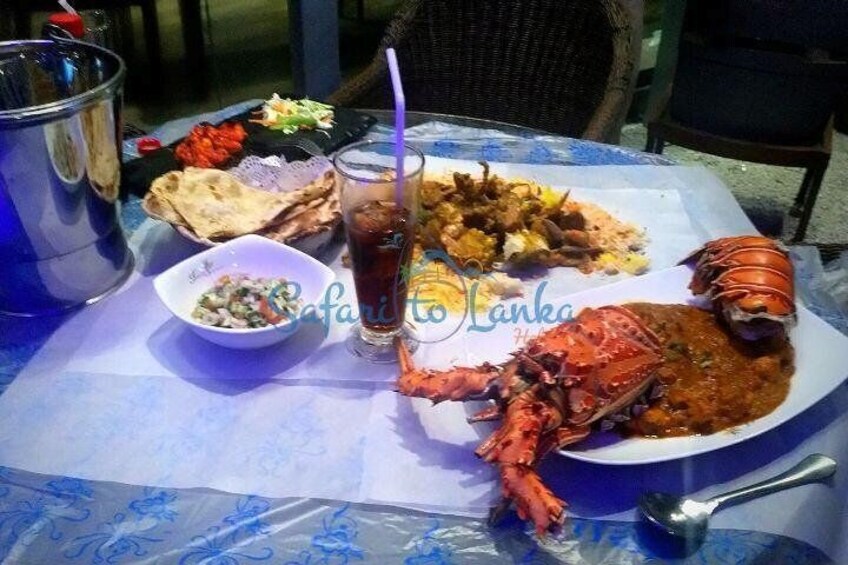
[153,234,336,349]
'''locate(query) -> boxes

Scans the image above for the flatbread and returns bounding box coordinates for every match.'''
[143,167,336,241]
[259,190,341,242]
[143,171,188,226]
[143,168,313,239]
[171,169,296,239]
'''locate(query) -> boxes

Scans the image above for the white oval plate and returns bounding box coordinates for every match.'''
[459,265,848,465]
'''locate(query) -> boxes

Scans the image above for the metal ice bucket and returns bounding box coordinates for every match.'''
[0,40,133,316]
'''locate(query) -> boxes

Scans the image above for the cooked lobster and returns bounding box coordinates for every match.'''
[394,236,796,534]
[397,306,663,534]
[682,235,796,340]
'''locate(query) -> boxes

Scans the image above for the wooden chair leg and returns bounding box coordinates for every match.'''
[645,129,665,154]
[141,0,163,79]
[792,165,826,242]
[790,168,816,218]
[114,7,134,54]
[179,0,208,98]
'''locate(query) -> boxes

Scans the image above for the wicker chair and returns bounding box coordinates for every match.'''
[329,0,637,143]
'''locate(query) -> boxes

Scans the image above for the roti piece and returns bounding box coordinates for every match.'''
[257,171,340,242]
[143,171,188,226]
[171,168,295,239]
[259,192,341,242]
[145,168,328,240]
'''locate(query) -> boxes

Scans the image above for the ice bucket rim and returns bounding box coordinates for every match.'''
[0,39,126,127]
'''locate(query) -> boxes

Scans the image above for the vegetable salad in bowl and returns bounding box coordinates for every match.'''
[192,274,301,329]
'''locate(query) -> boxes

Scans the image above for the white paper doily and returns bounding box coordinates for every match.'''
[228,154,332,193]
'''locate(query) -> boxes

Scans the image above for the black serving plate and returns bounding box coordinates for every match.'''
[122,103,376,198]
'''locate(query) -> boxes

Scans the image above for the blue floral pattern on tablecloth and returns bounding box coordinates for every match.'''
[0,475,92,562]
[285,504,364,565]
[247,399,328,479]
[128,488,179,523]
[63,511,165,564]
[0,465,835,563]
[404,520,453,565]
[222,496,272,537]
[566,138,673,166]
[179,525,274,564]
[179,495,274,564]
[430,140,460,159]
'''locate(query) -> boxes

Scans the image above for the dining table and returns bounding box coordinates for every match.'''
[1,101,846,565]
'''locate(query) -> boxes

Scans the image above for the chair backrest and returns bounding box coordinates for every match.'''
[684,0,848,55]
[668,0,848,145]
[331,0,636,141]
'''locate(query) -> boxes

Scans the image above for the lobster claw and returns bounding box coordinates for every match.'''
[395,306,664,536]
[396,338,500,403]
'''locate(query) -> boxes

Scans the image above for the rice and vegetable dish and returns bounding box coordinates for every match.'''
[192,274,300,328]
[418,162,649,276]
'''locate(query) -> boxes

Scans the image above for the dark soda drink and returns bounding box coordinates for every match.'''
[345,200,414,333]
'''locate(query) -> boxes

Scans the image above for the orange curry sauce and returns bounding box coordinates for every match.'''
[622,303,794,437]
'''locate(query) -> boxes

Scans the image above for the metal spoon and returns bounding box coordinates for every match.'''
[639,454,837,542]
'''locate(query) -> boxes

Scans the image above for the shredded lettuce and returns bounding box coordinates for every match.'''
[254,94,335,134]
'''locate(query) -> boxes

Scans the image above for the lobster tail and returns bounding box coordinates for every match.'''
[682,236,796,340]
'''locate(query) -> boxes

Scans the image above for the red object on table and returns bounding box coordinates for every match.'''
[174,122,247,169]
[47,13,85,39]
[136,137,162,156]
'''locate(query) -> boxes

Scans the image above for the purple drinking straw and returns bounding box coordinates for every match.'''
[386,48,405,207]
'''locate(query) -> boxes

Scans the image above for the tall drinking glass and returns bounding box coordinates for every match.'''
[334,141,424,363]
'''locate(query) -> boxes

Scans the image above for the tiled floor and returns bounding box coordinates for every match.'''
[619,125,848,244]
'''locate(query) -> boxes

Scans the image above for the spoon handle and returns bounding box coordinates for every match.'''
[709,454,837,510]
